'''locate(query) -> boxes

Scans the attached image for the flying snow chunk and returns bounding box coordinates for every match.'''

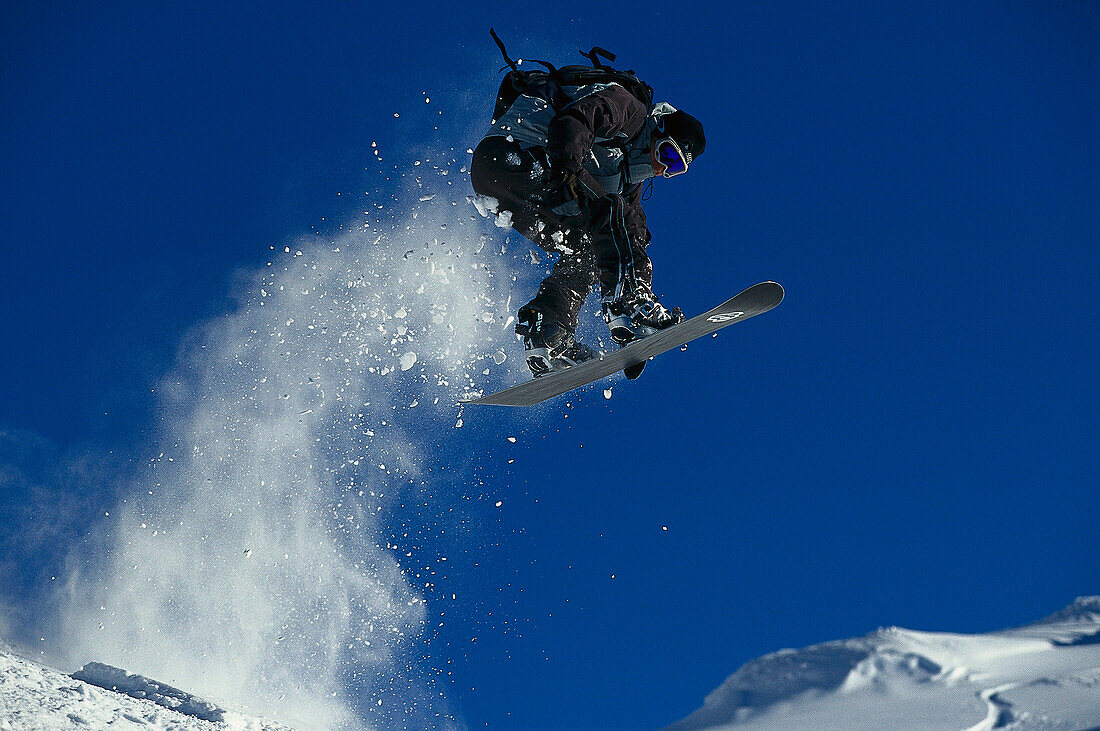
[399,352,417,371]
[469,193,515,230]
[470,194,499,218]
[603,388,613,399]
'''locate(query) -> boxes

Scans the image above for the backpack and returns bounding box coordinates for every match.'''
[489,29,654,125]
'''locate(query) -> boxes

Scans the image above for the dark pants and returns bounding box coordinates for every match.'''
[470,136,652,332]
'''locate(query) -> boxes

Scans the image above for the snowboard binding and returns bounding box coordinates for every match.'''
[515,310,599,377]
[601,286,684,345]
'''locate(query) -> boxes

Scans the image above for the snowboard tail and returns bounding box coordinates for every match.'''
[461,281,784,407]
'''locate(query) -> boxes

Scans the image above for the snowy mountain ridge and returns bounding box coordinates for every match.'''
[667,597,1100,730]
[1,599,1096,729]
[0,645,290,731]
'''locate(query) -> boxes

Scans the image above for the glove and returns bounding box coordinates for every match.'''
[548,165,607,205]
[547,166,582,201]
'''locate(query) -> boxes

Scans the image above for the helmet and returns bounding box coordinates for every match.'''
[661,109,706,163]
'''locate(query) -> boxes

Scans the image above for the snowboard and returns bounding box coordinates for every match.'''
[461,280,784,407]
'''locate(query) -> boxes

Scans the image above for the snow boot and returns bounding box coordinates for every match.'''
[515,310,599,377]
[601,284,685,345]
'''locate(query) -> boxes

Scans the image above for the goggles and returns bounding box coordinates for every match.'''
[653,136,690,178]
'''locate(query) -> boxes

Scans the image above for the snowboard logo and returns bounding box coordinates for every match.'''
[707,311,745,323]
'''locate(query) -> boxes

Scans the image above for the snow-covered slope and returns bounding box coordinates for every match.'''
[0,645,289,731]
[667,597,1100,731]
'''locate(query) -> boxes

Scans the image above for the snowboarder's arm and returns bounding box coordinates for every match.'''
[546,85,648,175]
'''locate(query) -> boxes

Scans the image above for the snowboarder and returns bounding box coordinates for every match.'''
[470,44,705,377]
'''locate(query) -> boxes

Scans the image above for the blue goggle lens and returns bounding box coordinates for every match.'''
[656,139,688,176]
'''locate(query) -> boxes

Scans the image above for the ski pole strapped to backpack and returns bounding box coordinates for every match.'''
[489,28,654,124]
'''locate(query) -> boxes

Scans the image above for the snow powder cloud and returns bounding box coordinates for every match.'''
[45,152,529,729]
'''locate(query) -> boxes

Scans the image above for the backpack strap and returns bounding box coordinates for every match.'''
[489,29,568,110]
[580,46,617,68]
[489,29,560,83]
[489,27,522,75]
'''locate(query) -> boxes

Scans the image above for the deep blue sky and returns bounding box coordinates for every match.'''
[2,1,1097,729]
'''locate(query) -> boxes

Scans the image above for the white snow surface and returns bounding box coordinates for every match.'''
[0,645,290,730]
[667,597,1100,730]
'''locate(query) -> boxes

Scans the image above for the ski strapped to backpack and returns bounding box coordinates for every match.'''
[488,28,654,124]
